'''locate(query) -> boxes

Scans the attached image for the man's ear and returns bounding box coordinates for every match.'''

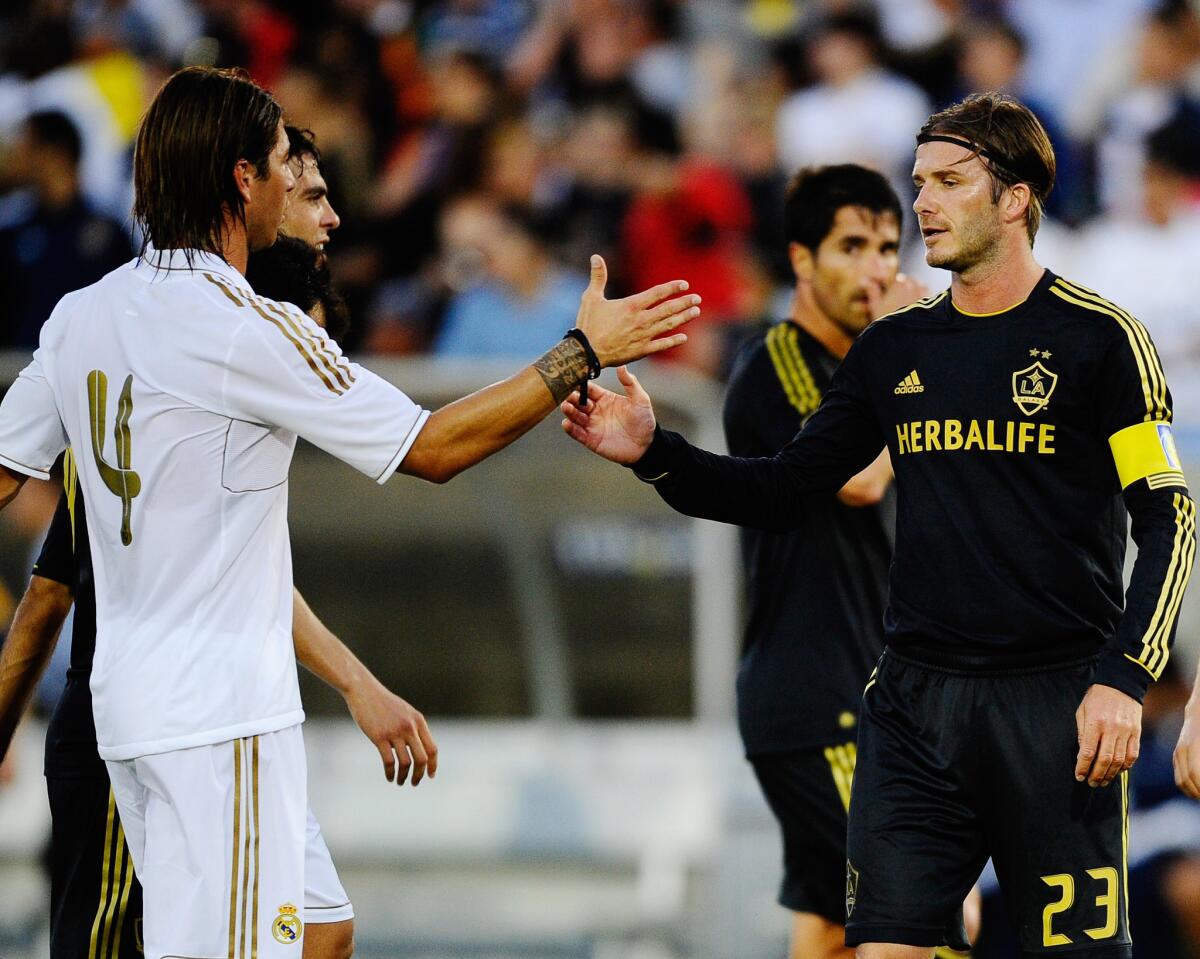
[1003,182,1032,227]
[232,158,255,205]
[789,241,815,283]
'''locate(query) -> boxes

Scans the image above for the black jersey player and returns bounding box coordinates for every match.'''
[562,93,1195,958]
[724,164,981,959]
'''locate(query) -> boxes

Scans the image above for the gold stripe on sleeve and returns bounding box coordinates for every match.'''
[99,830,129,959]
[1135,493,1196,676]
[781,325,821,414]
[262,300,353,391]
[1050,282,1165,421]
[765,325,810,416]
[87,790,118,959]
[203,272,245,307]
[247,301,343,396]
[1057,279,1168,417]
[239,740,253,959]
[229,739,243,959]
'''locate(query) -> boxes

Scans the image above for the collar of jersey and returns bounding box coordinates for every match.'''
[946,269,1054,324]
[137,246,246,288]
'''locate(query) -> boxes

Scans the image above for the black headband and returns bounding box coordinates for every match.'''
[915,132,1042,191]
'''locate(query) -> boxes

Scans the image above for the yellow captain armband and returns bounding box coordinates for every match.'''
[1108,421,1187,490]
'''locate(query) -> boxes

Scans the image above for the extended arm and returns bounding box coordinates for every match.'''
[0,464,26,510]
[400,256,699,483]
[292,588,437,786]
[564,358,885,533]
[0,575,73,762]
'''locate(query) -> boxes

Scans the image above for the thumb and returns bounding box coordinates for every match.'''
[588,254,607,296]
[617,365,647,402]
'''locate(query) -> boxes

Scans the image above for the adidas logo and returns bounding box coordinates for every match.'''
[894,371,925,394]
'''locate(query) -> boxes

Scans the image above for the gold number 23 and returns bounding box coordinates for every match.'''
[86,370,141,546]
[1041,867,1119,947]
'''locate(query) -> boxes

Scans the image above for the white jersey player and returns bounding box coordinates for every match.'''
[0,66,699,959]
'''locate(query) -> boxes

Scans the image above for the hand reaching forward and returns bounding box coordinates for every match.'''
[345,676,438,786]
[574,256,700,367]
[561,365,657,464]
[1174,707,1200,798]
[1075,684,1141,788]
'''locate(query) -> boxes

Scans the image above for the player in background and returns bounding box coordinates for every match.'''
[726,164,977,959]
[562,93,1195,957]
[246,126,349,343]
[0,128,424,959]
[0,65,698,959]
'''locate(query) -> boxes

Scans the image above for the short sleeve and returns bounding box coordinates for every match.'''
[32,490,76,588]
[0,350,68,480]
[221,303,428,484]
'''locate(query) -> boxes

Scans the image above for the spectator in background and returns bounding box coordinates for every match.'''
[1068,105,1200,429]
[433,198,586,359]
[775,11,930,207]
[0,110,131,350]
[952,18,1086,222]
[622,157,755,375]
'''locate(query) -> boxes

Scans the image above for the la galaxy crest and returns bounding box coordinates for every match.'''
[272,903,303,945]
[1012,361,1058,416]
[846,860,860,916]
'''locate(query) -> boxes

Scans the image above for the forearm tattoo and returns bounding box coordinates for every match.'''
[534,338,589,404]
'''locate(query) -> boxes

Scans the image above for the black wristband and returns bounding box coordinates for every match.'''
[564,328,601,405]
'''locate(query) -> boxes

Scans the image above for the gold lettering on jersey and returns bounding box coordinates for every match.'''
[1012,360,1059,416]
[86,370,142,546]
[895,419,1056,457]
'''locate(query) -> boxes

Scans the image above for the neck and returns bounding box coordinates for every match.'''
[216,214,250,275]
[950,239,1043,314]
[791,285,855,359]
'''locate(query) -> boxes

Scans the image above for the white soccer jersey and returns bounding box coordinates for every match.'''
[0,250,428,760]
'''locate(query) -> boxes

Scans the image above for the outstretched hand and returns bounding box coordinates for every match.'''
[1174,708,1200,798]
[574,256,700,367]
[561,365,657,464]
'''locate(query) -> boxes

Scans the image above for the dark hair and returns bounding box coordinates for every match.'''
[25,110,82,165]
[285,125,322,172]
[784,164,902,252]
[244,235,350,344]
[964,18,1028,60]
[917,93,1056,244]
[133,66,282,258]
[1146,102,1200,178]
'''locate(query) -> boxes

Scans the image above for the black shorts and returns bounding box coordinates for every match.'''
[846,651,1130,957]
[47,776,144,959]
[751,742,859,923]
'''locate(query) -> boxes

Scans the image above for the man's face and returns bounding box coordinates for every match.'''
[912,140,1004,273]
[245,121,295,252]
[806,206,900,336]
[281,153,339,250]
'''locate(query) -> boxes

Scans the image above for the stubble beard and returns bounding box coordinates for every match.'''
[926,214,1002,275]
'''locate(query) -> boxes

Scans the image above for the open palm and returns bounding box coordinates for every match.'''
[561,366,657,464]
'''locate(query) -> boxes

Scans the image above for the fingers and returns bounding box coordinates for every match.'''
[1176,743,1200,798]
[1075,717,1099,783]
[629,278,690,310]
[643,333,688,356]
[404,730,430,786]
[376,740,396,783]
[418,714,438,780]
[646,294,702,330]
[587,254,608,296]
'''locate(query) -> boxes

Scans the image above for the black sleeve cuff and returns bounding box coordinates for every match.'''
[629,426,682,483]
[1092,647,1153,704]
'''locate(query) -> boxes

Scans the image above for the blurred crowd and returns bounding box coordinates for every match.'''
[1,0,1199,388]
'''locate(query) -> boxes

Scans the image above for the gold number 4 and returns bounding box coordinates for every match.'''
[1041,866,1120,947]
[87,370,141,546]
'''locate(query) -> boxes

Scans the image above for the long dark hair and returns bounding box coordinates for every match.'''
[133,66,282,260]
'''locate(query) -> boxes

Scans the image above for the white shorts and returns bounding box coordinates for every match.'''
[106,724,353,959]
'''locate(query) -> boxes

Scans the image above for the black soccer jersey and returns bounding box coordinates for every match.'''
[32,452,104,779]
[724,322,892,755]
[634,271,1195,701]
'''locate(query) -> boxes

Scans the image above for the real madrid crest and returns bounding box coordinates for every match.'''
[1012,360,1058,416]
[272,903,303,945]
